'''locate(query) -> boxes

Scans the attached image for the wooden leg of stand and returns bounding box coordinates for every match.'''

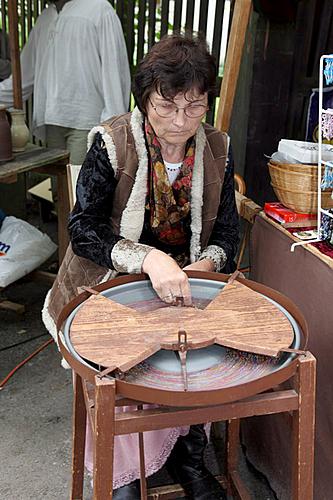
[225,419,250,500]
[93,376,116,500]
[138,432,147,499]
[292,352,316,500]
[71,373,87,500]
[137,404,147,499]
[226,419,240,473]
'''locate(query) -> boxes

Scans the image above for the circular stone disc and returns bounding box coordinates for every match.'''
[63,278,301,390]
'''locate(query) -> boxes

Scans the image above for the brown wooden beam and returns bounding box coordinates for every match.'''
[71,373,86,500]
[115,390,299,435]
[0,299,25,314]
[147,475,228,499]
[215,0,252,133]
[93,376,116,499]
[8,0,23,109]
[291,353,316,499]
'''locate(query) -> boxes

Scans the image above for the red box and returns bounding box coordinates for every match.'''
[264,202,317,227]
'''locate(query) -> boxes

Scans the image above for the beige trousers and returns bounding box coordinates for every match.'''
[45,125,89,165]
[45,125,89,203]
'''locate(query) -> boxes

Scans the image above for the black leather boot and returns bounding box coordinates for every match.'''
[112,479,140,499]
[166,425,227,500]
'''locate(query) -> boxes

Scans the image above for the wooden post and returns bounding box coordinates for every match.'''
[138,432,147,499]
[215,0,252,133]
[7,0,23,109]
[93,376,116,500]
[225,418,251,500]
[71,373,87,500]
[137,404,148,499]
[291,352,316,500]
[226,419,240,476]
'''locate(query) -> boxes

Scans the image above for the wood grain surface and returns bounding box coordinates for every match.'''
[69,281,294,371]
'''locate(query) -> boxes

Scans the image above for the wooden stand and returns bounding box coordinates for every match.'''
[68,352,315,500]
[56,273,315,499]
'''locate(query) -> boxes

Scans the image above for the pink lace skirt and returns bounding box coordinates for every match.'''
[84,404,191,489]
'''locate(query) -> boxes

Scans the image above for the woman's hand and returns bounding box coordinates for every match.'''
[183,258,215,272]
[142,249,192,305]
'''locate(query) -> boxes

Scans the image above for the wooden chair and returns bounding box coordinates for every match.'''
[67,164,81,210]
[234,173,250,271]
[234,173,246,198]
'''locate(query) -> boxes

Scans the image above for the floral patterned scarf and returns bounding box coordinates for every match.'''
[145,121,195,246]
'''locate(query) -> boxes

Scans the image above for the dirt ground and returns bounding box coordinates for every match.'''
[0,214,277,500]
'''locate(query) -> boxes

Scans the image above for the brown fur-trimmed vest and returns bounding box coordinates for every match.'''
[43,110,229,338]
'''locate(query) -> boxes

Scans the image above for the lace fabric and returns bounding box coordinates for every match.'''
[86,418,211,490]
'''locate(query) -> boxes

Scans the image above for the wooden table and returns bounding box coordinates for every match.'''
[0,143,70,263]
[241,213,332,500]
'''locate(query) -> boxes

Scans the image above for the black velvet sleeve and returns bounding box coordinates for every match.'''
[68,133,123,269]
[208,147,240,267]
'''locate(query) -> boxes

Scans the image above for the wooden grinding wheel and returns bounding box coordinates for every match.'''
[58,272,308,406]
[67,274,296,390]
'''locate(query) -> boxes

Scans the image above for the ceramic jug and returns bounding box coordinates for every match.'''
[10,108,30,153]
[0,105,13,162]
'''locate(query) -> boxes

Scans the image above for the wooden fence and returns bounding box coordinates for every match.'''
[0,0,233,125]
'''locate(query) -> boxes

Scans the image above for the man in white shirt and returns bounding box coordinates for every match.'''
[0,0,131,164]
[0,30,11,81]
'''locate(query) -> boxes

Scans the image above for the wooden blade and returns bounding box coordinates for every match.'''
[70,294,160,370]
[69,281,295,370]
[205,281,294,356]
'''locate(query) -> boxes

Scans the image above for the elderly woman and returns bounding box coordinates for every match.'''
[43,34,239,499]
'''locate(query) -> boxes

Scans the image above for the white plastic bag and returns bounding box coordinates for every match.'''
[0,216,57,287]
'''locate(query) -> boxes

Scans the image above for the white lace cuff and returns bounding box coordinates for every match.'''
[198,245,227,272]
[111,239,154,274]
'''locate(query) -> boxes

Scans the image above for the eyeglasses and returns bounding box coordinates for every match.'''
[149,98,209,118]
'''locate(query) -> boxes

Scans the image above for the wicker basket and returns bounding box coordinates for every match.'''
[269,160,319,174]
[271,183,333,213]
[268,162,318,191]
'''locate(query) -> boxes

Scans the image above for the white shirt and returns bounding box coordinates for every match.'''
[164,161,182,184]
[0,0,131,140]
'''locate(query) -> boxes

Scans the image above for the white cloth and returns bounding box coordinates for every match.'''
[0,0,131,140]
